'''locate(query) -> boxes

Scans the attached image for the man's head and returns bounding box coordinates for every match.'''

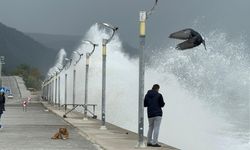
[152,84,160,92]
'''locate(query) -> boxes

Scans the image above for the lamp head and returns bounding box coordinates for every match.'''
[101,23,118,31]
[73,51,83,56]
[82,40,98,47]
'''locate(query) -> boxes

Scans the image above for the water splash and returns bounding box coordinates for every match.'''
[151,31,250,129]
[47,48,66,77]
[148,30,250,150]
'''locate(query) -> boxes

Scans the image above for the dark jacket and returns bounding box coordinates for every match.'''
[144,90,165,118]
[0,94,5,114]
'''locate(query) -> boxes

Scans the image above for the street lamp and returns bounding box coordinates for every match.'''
[82,40,98,120]
[64,73,68,112]
[99,22,118,129]
[55,72,58,105]
[63,58,72,70]
[0,56,5,87]
[58,74,61,108]
[137,0,159,147]
[54,69,61,106]
[53,67,62,107]
[51,72,57,105]
[73,51,83,65]
[72,52,82,107]
[50,79,53,104]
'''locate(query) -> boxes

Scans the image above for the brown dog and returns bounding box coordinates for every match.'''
[51,128,69,140]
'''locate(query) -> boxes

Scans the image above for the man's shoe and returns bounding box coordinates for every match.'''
[151,143,162,147]
[147,143,153,147]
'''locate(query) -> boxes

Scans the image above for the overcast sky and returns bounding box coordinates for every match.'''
[0,0,249,47]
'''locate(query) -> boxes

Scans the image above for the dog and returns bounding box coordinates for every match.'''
[51,127,69,140]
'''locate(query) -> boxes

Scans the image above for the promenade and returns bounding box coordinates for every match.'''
[0,101,98,150]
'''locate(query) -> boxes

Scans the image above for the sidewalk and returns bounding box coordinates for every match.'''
[42,102,178,150]
[0,102,98,150]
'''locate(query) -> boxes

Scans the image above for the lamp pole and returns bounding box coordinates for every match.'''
[84,53,90,120]
[73,69,76,107]
[137,0,159,147]
[52,77,54,105]
[49,81,52,104]
[71,52,80,107]
[56,67,63,108]
[64,73,68,112]
[54,76,57,105]
[99,23,118,129]
[0,56,5,87]
[101,38,108,129]
[58,76,61,108]
[64,58,72,70]
[82,40,98,120]
[138,10,146,147]
[61,58,71,113]
[73,51,84,108]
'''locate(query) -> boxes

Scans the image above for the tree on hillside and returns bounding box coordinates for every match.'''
[12,64,43,90]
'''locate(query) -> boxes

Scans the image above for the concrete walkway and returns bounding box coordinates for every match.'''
[42,102,178,150]
[2,76,21,100]
[0,101,98,150]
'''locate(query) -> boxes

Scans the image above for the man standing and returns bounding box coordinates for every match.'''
[144,84,165,147]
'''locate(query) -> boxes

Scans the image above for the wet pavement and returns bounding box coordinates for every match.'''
[0,80,97,150]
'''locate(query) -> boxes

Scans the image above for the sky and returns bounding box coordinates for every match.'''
[0,0,250,48]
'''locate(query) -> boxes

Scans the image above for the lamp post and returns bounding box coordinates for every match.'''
[46,82,48,101]
[73,51,83,108]
[0,56,5,87]
[73,69,76,107]
[99,23,118,129]
[62,57,71,111]
[65,57,75,108]
[73,51,83,65]
[72,50,84,108]
[55,73,58,105]
[56,67,62,108]
[82,40,98,120]
[64,73,68,112]
[46,82,49,101]
[72,41,98,120]
[52,76,55,105]
[137,0,159,147]
[58,76,61,108]
[49,80,52,104]
[64,58,72,70]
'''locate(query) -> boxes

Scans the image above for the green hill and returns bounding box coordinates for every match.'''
[0,22,57,74]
